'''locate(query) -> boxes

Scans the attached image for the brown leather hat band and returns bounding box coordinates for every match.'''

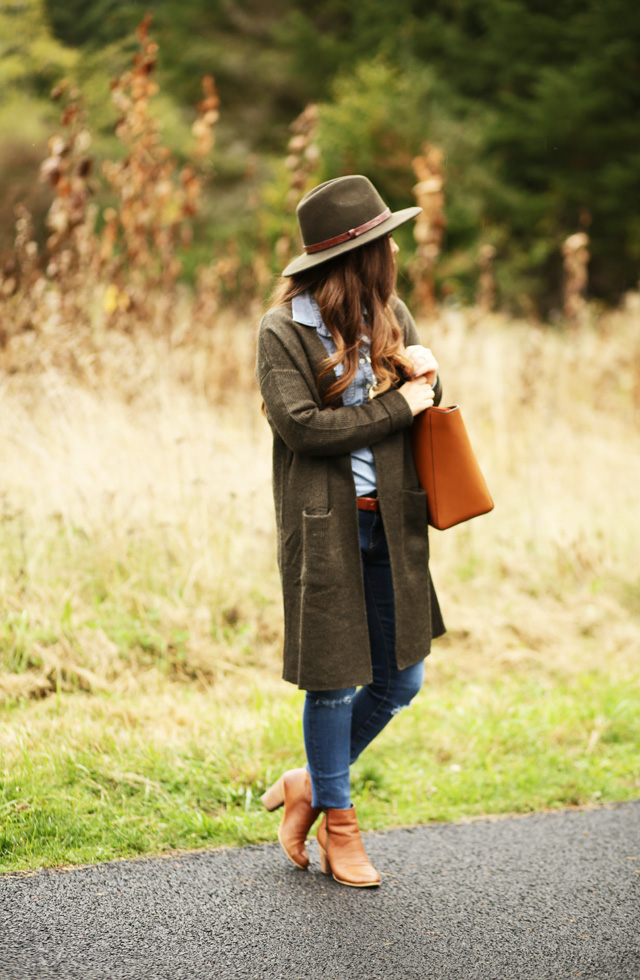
[303,207,392,254]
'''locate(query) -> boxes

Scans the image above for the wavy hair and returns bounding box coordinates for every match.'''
[270,235,412,407]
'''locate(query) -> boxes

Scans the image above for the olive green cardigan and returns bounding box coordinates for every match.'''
[256,296,445,690]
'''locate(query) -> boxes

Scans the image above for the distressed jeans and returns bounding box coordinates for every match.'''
[302,508,425,810]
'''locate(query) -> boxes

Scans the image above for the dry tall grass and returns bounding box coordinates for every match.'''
[1,300,639,706]
[0,312,278,703]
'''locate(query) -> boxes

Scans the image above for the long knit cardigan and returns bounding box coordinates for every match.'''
[256,295,446,690]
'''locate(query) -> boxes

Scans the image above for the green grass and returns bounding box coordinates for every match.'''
[1,667,638,872]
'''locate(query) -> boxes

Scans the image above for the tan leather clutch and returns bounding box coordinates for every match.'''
[411,405,494,530]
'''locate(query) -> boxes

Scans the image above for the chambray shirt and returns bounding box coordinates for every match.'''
[292,290,377,496]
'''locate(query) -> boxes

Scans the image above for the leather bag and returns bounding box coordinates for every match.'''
[411,405,494,530]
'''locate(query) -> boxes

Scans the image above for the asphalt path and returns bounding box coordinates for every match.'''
[1,801,639,980]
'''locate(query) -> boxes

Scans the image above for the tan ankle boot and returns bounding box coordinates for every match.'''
[261,768,321,869]
[317,806,381,887]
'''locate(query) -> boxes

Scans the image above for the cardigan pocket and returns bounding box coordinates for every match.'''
[301,509,335,595]
[299,509,348,654]
[402,488,430,568]
[398,488,432,653]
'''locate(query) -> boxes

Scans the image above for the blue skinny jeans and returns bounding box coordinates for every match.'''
[302,507,425,810]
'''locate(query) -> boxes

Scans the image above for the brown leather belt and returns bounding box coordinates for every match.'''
[357,496,379,512]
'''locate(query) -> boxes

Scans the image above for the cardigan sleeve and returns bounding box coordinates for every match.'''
[257,324,413,457]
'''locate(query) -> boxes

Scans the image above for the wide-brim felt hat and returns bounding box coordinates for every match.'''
[282,174,422,277]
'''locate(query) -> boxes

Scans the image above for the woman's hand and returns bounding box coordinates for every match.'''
[398,375,435,416]
[404,344,438,387]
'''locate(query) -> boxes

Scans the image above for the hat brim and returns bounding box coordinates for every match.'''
[281,206,422,277]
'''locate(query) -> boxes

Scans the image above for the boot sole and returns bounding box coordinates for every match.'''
[330,874,380,888]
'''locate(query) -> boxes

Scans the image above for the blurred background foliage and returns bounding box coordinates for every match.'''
[1,0,639,312]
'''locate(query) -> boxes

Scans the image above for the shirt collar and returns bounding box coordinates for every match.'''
[291,289,370,348]
[291,290,332,339]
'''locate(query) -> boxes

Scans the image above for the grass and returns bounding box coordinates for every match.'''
[1,665,638,873]
[1,303,639,872]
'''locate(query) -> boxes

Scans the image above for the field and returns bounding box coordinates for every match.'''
[1,301,639,873]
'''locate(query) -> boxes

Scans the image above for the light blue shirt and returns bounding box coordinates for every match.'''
[292,290,377,496]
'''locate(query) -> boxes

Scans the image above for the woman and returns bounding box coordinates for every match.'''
[256,175,445,888]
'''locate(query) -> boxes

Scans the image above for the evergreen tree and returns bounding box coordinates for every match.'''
[37,0,640,308]
[283,0,640,304]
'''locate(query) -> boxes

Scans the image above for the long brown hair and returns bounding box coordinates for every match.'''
[270,235,412,407]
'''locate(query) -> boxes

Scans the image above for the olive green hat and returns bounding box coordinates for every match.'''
[282,174,421,277]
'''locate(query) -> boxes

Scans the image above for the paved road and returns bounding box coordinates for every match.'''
[1,801,639,980]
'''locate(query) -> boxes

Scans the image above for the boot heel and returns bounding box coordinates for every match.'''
[318,842,331,875]
[261,776,285,812]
